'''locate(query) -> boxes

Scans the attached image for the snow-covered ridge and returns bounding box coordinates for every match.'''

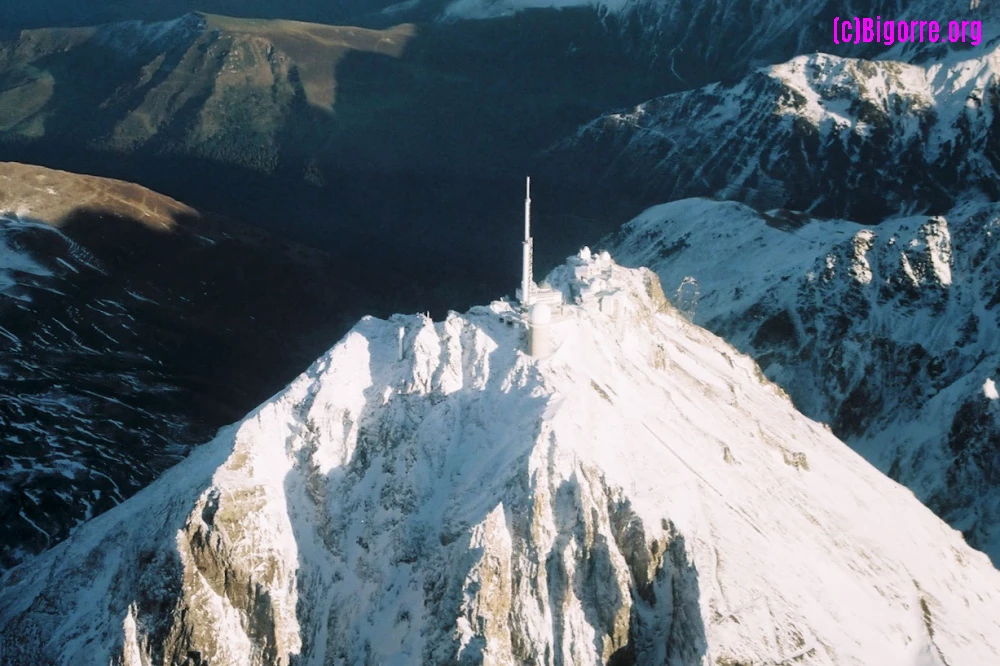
[770,47,1000,165]
[606,197,1000,564]
[3,255,1000,665]
[540,42,1000,221]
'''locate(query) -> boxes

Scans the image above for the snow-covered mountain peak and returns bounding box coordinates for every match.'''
[606,44,1000,147]
[3,255,1000,664]
[768,54,931,132]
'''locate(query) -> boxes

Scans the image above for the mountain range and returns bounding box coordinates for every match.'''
[3,0,1000,659]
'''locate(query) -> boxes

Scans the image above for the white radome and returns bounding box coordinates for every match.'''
[527,301,551,325]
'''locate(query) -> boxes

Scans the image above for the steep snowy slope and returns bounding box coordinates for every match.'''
[541,40,1000,222]
[606,197,1000,564]
[3,254,1000,665]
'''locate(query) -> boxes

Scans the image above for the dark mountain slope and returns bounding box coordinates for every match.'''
[0,161,388,570]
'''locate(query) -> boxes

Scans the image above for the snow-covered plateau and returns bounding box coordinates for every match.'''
[3,254,1000,665]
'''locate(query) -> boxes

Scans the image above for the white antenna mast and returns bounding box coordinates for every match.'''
[520,176,533,309]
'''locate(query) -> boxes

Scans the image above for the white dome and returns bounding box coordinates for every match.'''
[528,302,552,325]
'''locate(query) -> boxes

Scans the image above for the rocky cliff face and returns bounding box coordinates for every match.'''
[3,255,1000,665]
[606,197,1000,564]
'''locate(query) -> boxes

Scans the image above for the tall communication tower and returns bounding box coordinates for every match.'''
[520,176,534,309]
